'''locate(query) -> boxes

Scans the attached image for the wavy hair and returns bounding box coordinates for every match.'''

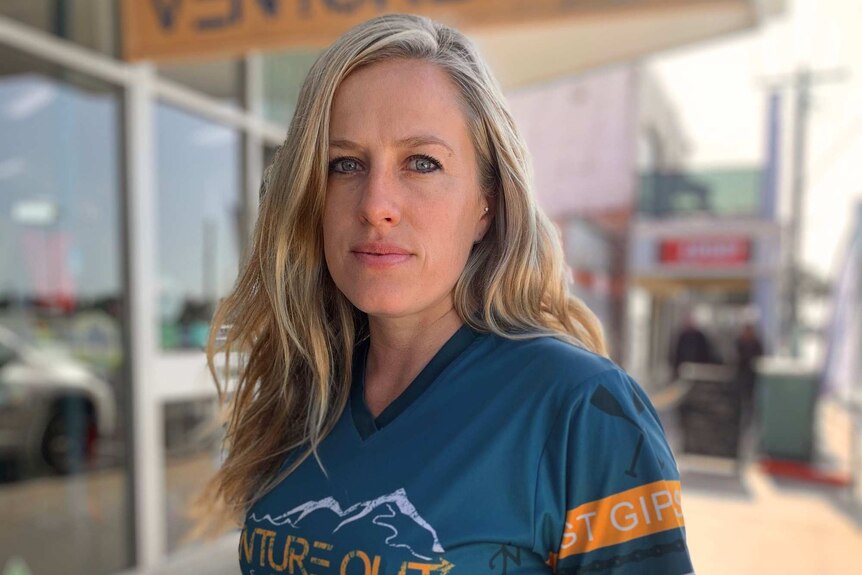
[192,12,606,535]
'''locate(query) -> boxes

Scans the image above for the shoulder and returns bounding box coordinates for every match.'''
[479,332,631,402]
[483,332,616,372]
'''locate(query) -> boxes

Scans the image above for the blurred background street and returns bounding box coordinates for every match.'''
[1,1,861,574]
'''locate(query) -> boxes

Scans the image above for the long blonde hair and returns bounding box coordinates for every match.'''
[194,12,606,534]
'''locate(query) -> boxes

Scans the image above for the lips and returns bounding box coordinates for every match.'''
[351,242,413,267]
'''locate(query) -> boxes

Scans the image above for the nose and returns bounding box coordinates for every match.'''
[358,165,401,227]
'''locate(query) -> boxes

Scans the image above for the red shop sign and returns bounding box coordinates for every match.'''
[659,237,750,266]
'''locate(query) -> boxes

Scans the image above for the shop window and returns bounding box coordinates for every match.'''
[0,43,131,575]
[156,104,242,350]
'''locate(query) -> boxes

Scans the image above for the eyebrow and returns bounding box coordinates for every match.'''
[329,135,455,156]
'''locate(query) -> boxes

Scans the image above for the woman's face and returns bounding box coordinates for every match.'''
[323,59,491,323]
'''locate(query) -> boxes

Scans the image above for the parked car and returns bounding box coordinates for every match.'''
[0,325,116,475]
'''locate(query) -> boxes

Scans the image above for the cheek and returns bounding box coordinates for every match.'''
[322,198,346,269]
[424,208,478,272]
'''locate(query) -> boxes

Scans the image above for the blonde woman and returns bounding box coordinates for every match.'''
[203,13,693,575]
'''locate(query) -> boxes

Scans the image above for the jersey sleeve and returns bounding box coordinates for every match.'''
[532,368,694,574]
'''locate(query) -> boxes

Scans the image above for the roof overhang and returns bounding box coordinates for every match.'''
[122,1,785,90]
[472,0,785,89]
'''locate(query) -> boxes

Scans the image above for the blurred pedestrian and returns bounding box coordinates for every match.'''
[734,323,764,430]
[669,313,717,381]
[194,14,693,575]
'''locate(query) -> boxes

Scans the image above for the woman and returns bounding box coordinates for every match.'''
[200,13,694,575]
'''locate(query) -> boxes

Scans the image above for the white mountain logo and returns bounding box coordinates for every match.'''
[249,488,445,560]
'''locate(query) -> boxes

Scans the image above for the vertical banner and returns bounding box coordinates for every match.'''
[755,91,781,352]
[822,201,862,402]
[761,91,781,220]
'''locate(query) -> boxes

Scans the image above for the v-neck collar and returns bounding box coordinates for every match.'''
[350,324,479,441]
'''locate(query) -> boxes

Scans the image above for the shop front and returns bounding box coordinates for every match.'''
[628,218,781,384]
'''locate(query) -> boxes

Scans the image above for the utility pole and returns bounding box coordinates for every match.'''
[786,69,811,357]
[764,67,846,357]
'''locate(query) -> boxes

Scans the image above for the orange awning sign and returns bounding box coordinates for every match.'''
[122,0,739,62]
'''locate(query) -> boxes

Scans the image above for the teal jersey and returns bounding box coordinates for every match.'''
[239,326,694,575]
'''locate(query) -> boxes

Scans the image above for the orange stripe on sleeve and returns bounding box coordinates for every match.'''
[555,480,685,560]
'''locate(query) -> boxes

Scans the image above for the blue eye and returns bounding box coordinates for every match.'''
[329,157,363,174]
[410,155,441,173]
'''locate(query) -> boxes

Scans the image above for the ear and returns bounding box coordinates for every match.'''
[474,202,494,243]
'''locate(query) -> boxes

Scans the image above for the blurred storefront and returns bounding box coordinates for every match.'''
[508,64,690,360]
[0,1,782,573]
[628,167,781,383]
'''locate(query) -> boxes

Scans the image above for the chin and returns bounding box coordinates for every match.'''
[349,294,416,319]
[334,277,453,321]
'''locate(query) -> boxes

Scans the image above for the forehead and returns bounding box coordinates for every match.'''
[329,59,471,144]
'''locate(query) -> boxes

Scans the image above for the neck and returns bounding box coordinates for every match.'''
[363,305,463,417]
